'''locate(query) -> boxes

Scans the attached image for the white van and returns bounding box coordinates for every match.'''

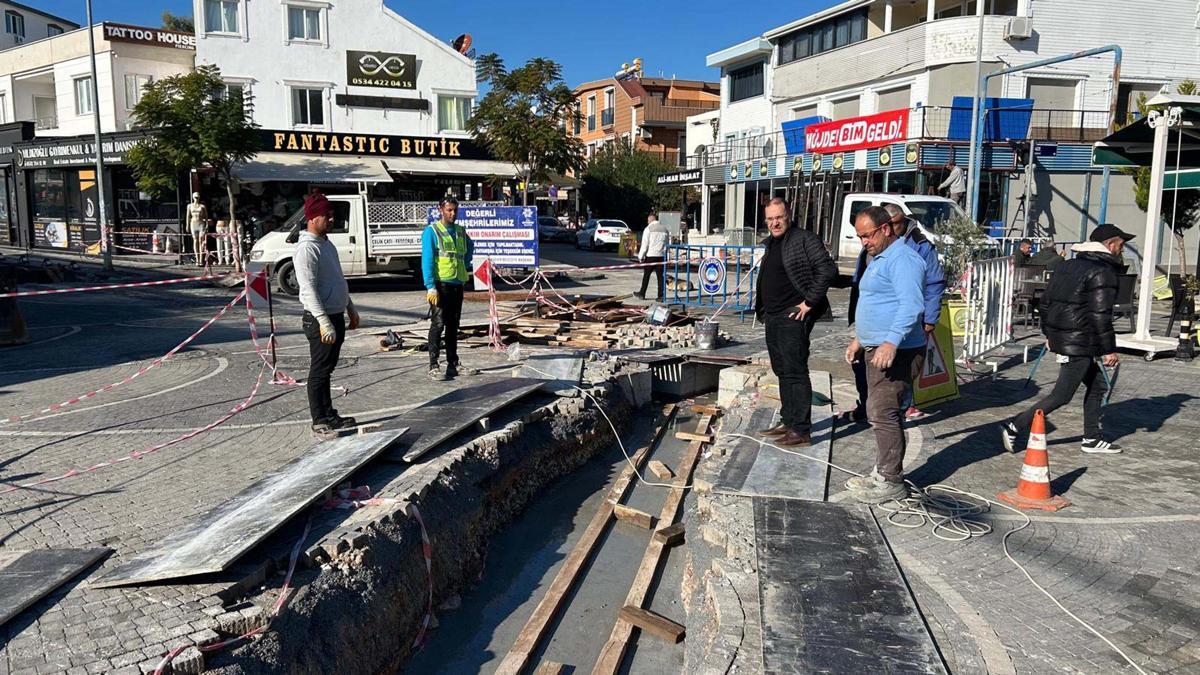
[835,193,966,260]
[249,194,501,295]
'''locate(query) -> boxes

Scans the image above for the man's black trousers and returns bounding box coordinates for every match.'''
[764,313,817,435]
[302,311,345,424]
[637,256,664,299]
[429,282,464,369]
[1013,355,1108,439]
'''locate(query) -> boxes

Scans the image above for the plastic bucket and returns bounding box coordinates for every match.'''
[695,320,719,350]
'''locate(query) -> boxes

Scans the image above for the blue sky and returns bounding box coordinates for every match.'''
[39,0,829,84]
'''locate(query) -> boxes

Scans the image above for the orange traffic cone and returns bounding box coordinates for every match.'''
[997,410,1070,511]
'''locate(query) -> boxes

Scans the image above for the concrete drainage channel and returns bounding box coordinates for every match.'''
[186,354,734,674]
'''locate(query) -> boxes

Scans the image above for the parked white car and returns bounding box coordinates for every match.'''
[836,193,966,260]
[576,219,630,251]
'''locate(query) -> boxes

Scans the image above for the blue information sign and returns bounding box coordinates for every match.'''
[426,205,539,268]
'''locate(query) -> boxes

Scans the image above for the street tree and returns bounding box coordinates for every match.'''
[126,65,260,257]
[161,11,194,33]
[581,140,680,228]
[469,54,584,205]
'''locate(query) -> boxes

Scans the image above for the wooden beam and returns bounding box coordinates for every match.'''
[689,404,721,417]
[534,662,567,675]
[653,522,685,547]
[647,460,673,480]
[494,404,679,675]
[613,504,655,530]
[616,606,686,644]
[674,431,713,444]
[591,413,714,675]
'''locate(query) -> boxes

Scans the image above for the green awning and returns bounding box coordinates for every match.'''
[1164,168,1200,190]
[1092,111,1200,168]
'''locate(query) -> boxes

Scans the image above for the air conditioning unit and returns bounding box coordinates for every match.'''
[1004,17,1033,41]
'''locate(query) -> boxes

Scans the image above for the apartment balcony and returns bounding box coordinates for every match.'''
[642,98,720,127]
[600,107,614,127]
[696,106,1112,168]
[586,114,596,132]
[34,114,58,130]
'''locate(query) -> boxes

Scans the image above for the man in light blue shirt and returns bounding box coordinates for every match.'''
[843,206,927,504]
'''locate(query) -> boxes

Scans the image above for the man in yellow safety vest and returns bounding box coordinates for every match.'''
[422,196,478,381]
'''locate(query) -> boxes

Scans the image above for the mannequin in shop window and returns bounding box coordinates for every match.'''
[186,193,208,267]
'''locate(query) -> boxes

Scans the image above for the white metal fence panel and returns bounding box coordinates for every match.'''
[961,255,1016,362]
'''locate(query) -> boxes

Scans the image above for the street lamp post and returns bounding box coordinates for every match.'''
[85,0,111,271]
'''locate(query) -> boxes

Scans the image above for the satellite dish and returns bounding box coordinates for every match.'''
[451,33,473,54]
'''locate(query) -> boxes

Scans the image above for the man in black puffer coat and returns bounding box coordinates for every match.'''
[1000,224,1132,455]
[755,197,838,447]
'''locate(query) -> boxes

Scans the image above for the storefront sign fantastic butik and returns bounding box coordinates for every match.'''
[803,108,909,154]
[261,130,493,160]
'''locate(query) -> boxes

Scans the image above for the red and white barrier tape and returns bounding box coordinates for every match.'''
[1,360,269,495]
[153,516,312,675]
[0,273,233,299]
[409,503,435,651]
[1,289,247,426]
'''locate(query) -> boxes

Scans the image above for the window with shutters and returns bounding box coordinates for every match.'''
[729,63,764,103]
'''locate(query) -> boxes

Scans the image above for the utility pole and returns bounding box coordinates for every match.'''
[965,7,986,222]
[85,0,111,271]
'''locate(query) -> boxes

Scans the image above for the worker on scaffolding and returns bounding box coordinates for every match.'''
[423,196,479,382]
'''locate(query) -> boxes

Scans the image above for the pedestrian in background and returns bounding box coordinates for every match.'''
[423,196,478,381]
[635,211,668,301]
[843,206,927,503]
[1014,238,1034,267]
[939,159,966,207]
[1001,224,1132,455]
[295,190,359,439]
[756,197,838,447]
[883,203,945,421]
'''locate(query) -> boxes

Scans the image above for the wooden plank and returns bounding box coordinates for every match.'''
[494,404,680,675]
[0,549,109,628]
[674,431,713,444]
[647,460,673,480]
[689,404,721,416]
[616,606,685,644]
[653,522,686,547]
[591,413,714,675]
[89,428,408,588]
[533,662,567,675]
[612,504,655,530]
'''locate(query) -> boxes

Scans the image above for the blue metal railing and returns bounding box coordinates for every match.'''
[666,244,763,319]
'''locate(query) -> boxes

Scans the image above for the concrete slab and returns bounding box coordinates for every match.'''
[90,428,407,588]
[711,372,833,502]
[0,548,109,628]
[516,352,586,395]
[381,378,545,462]
[754,497,945,674]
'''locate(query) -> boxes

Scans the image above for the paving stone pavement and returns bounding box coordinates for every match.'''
[0,281,529,674]
[823,330,1200,674]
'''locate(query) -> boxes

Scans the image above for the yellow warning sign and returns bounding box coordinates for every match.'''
[914,299,960,407]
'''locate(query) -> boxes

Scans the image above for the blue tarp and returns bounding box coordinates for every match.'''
[781,116,828,155]
[947,97,1033,141]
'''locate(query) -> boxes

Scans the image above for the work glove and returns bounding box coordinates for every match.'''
[347,305,360,331]
[318,315,337,344]
[426,288,439,306]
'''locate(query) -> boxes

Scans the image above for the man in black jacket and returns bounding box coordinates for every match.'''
[1001,224,1132,455]
[755,197,838,446]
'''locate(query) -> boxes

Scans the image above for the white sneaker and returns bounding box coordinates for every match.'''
[1000,421,1018,453]
[1081,438,1122,454]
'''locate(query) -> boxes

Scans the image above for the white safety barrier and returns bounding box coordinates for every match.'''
[961,255,1016,363]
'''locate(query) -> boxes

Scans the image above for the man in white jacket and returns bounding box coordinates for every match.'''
[938,160,966,207]
[635,212,669,301]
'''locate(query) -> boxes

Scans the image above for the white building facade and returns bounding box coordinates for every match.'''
[191,0,511,207]
[0,0,77,52]
[698,0,1200,255]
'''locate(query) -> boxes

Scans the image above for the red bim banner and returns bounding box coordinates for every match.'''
[804,108,909,154]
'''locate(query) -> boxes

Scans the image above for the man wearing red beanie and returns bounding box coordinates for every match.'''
[295,190,360,439]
